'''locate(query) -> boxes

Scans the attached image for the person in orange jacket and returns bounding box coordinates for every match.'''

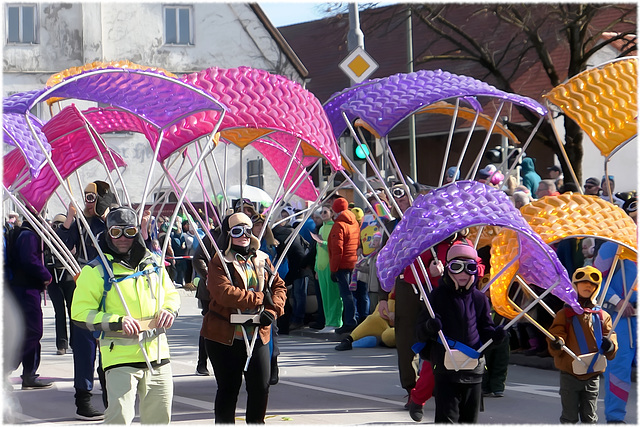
[328,197,361,335]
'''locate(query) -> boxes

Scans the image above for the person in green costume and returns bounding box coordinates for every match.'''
[310,205,343,332]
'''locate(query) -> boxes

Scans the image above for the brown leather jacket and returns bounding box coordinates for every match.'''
[200,249,286,346]
[548,306,617,380]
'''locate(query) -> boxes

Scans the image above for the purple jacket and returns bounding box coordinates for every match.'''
[11,226,51,290]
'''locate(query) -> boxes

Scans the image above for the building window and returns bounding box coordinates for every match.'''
[164,6,193,45]
[6,4,37,44]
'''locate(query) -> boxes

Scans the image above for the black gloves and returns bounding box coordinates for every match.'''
[259,310,276,327]
[550,337,565,350]
[491,325,508,344]
[417,316,442,342]
[426,316,442,334]
[330,272,338,283]
[601,337,614,353]
[263,287,275,308]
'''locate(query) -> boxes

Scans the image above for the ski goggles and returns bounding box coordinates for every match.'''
[391,187,406,199]
[626,200,637,213]
[84,192,97,203]
[229,225,253,238]
[572,268,601,285]
[447,259,478,275]
[251,214,266,224]
[108,226,139,239]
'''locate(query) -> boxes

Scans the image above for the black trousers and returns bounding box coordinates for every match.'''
[434,375,482,423]
[206,337,270,424]
[46,278,75,350]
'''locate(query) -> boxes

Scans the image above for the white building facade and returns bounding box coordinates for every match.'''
[4,3,311,217]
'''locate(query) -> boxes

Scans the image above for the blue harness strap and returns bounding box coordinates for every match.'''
[572,312,603,373]
[437,336,481,359]
[93,256,161,338]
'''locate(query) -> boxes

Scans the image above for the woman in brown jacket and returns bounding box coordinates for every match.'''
[201,212,287,424]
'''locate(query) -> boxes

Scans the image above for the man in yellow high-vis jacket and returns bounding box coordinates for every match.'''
[72,206,180,425]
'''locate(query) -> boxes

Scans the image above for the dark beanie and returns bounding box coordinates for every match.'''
[332,197,349,213]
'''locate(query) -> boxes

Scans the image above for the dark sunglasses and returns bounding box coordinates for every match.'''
[229,225,253,238]
[447,259,478,275]
[51,222,63,230]
[573,270,601,283]
[584,184,596,189]
[391,187,406,199]
[85,193,97,203]
[108,226,139,239]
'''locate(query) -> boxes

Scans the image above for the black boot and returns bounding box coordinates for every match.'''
[269,356,279,385]
[75,389,105,421]
[334,336,353,351]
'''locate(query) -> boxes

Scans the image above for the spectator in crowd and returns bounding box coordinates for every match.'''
[310,205,342,333]
[512,191,532,209]
[349,206,369,323]
[170,217,187,287]
[547,266,617,424]
[5,211,20,229]
[58,181,114,419]
[536,179,561,198]
[7,219,53,390]
[201,212,286,423]
[583,177,601,196]
[72,206,180,425]
[560,181,579,193]
[445,166,460,184]
[271,209,308,332]
[600,176,625,207]
[328,197,361,334]
[521,157,542,198]
[252,213,285,385]
[547,165,564,190]
[45,214,75,355]
[180,220,197,285]
[192,221,222,377]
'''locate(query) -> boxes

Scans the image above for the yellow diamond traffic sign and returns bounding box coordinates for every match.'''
[339,46,379,84]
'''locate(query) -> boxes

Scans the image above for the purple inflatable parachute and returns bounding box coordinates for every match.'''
[375,181,580,314]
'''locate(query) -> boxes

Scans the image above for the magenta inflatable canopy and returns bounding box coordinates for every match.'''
[18,105,127,212]
[39,68,225,130]
[3,111,50,178]
[375,181,579,313]
[181,66,342,171]
[325,69,548,139]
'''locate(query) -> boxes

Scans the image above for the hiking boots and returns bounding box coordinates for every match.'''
[75,390,105,421]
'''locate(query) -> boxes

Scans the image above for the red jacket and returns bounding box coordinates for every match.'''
[328,210,360,272]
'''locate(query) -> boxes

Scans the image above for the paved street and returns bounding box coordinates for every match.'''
[5,289,637,425]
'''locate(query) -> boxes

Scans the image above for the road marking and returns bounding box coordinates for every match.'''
[507,382,560,398]
[278,380,405,406]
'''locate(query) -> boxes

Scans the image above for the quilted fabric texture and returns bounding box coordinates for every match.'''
[3,111,50,179]
[375,180,578,314]
[19,105,126,211]
[44,67,225,129]
[342,69,547,138]
[181,66,341,171]
[521,193,637,261]
[543,58,637,157]
[324,69,547,140]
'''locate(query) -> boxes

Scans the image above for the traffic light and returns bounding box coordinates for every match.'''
[353,140,370,161]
